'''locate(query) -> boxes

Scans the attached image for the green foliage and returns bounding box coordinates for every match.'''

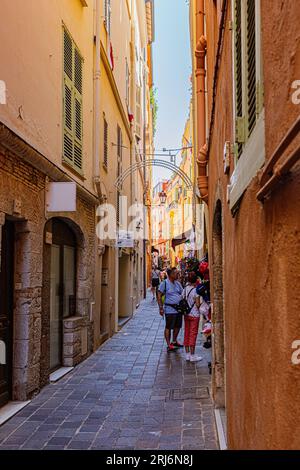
[150,86,158,136]
[185,257,199,273]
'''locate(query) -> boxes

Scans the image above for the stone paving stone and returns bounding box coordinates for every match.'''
[0,294,218,450]
[47,437,72,447]
[67,441,92,450]
[54,428,77,438]
[2,435,29,446]
[91,438,117,449]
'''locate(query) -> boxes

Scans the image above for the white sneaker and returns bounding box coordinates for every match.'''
[185,353,191,361]
[190,355,203,362]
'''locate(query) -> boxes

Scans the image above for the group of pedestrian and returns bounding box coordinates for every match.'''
[156,267,204,362]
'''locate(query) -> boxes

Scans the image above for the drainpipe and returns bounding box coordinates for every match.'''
[93,0,102,199]
[143,54,147,299]
[195,0,208,203]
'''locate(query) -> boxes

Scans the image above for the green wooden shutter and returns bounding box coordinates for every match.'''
[63,80,74,163]
[63,29,74,165]
[74,47,83,171]
[64,29,73,80]
[246,0,256,137]
[234,0,245,157]
[63,27,83,173]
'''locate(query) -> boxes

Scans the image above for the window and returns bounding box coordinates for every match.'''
[234,0,263,155]
[104,0,111,36]
[116,191,120,226]
[136,86,142,138]
[230,0,265,210]
[116,126,123,225]
[117,125,123,160]
[117,125,123,186]
[103,117,108,169]
[63,27,83,173]
[125,59,130,106]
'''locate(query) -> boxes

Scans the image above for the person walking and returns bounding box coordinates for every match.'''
[157,267,184,352]
[151,266,161,301]
[182,272,203,362]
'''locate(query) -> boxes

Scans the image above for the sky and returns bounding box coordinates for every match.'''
[152,0,192,186]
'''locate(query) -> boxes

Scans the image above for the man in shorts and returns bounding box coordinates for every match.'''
[157,267,184,352]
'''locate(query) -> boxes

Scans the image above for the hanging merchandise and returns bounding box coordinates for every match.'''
[199,260,209,280]
[202,321,212,336]
[196,281,210,302]
[200,300,210,320]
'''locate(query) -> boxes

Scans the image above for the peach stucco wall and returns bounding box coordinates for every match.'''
[206,0,300,449]
[0,0,95,193]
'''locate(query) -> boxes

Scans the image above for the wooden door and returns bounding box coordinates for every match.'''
[0,220,14,407]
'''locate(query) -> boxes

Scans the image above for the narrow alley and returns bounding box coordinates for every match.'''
[1,0,300,457]
[0,296,217,451]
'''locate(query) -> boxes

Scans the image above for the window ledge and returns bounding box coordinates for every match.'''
[229,109,265,211]
[62,160,85,181]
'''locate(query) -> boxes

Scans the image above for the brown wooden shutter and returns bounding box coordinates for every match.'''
[103,118,108,168]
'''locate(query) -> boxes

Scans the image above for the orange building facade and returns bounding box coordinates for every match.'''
[191,0,300,449]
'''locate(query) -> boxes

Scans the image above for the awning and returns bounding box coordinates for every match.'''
[171,227,194,250]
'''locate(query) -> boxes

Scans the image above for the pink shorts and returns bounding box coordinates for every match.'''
[184,316,200,347]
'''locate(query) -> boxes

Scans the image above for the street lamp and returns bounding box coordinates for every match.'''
[159,191,167,205]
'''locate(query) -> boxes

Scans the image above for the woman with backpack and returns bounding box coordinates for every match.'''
[182,272,203,362]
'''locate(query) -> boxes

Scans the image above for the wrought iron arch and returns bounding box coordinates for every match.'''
[114,159,193,192]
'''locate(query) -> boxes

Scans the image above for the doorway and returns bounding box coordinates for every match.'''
[118,252,131,322]
[0,219,14,407]
[212,200,226,437]
[100,246,109,336]
[49,219,76,371]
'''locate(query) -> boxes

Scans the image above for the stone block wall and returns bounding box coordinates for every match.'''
[63,317,83,367]
[0,146,45,400]
[0,139,97,402]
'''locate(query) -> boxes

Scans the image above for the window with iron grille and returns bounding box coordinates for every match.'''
[233,0,263,159]
[63,27,83,173]
[103,118,108,169]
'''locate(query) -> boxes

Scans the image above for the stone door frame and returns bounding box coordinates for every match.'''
[212,199,226,408]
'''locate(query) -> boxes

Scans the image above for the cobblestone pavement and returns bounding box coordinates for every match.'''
[0,295,218,450]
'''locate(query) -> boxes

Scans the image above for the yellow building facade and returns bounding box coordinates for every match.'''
[161,102,197,267]
[0,0,154,405]
[98,0,155,333]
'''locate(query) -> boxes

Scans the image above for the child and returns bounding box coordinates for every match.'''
[182,272,203,362]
